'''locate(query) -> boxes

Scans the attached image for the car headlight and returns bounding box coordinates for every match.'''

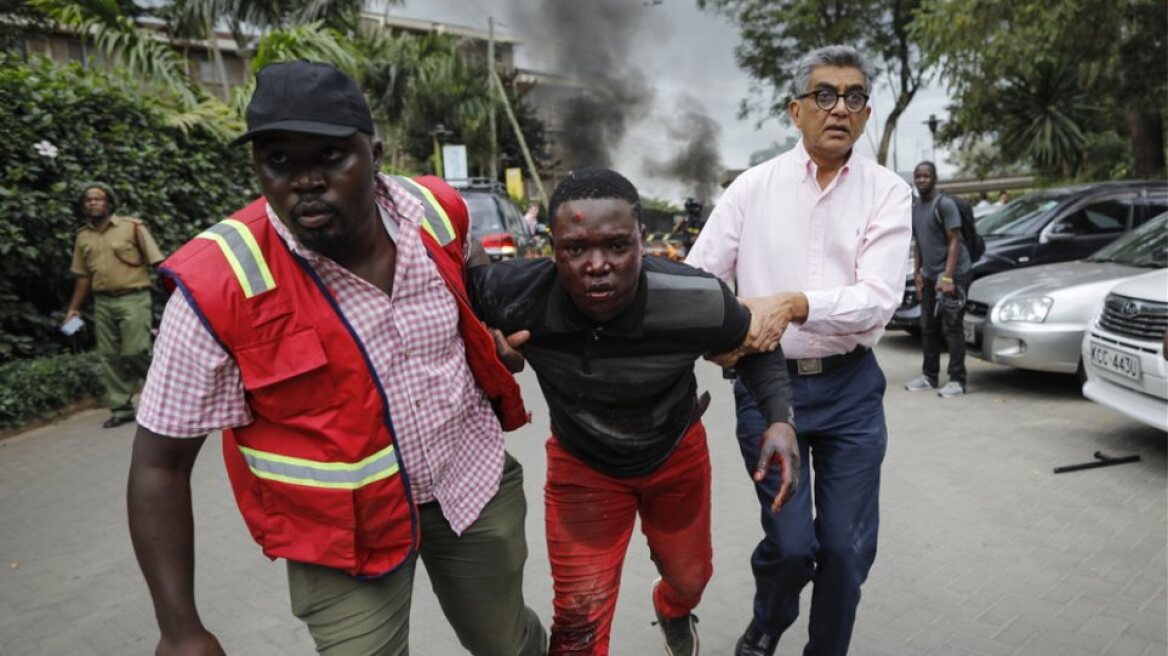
[997,297,1053,323]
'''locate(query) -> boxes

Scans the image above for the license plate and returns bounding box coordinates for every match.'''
[963,323,976,345]
[1089,343,1141,381]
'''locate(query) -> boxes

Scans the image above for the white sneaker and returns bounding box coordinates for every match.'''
[938,381,965,398]
[905,376,936,392]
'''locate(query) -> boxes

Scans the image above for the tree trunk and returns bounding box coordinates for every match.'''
[1127,110,1166,178]
[206,16,229,101]
[877,96,909,167]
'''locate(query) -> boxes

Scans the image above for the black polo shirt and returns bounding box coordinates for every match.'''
[469,255,790,477]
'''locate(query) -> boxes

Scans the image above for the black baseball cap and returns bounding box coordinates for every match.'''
[231,60,375,146]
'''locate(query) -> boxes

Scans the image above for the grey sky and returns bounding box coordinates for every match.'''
[391,0,955,201]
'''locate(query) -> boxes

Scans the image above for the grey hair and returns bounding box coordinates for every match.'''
[791,45,875,97]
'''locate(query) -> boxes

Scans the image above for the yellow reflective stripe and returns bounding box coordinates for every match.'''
[195,219,276,298]
[395,176,457,246]
[238,444,400,490]
[221,219,276,291]
[250,466,398,490]
[196,231,254,296]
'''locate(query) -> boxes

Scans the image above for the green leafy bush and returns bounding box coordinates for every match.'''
[0,351,104,429]
[0,55,257,361]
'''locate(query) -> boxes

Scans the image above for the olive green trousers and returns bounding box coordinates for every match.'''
[93,290,153,419]
[287,455,547,655]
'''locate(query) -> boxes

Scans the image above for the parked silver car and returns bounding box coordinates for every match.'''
[963,213,1168,376]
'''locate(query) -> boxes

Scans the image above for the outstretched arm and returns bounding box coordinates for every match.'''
[127,427,224,656]
[731,347,800,513]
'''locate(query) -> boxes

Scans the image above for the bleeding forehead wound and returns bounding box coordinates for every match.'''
[572,211,584,223]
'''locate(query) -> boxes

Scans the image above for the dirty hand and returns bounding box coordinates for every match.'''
[491,328,530,373]
[156,630,225,656]
[63,308,80,323]
[741,293,807,352]
[938,279,956,296]
[754,422,799,513]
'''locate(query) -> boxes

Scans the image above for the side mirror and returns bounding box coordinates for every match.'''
[1046,220,1079,241]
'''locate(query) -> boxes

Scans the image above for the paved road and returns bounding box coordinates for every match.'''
[1,333,1164,655]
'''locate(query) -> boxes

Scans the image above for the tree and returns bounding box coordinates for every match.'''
[359,31,545,178]
[0,55,254,358]
[1,0,52,55]
[913,0,1166,179]
[20,0,545,178]
[697,0,931,166]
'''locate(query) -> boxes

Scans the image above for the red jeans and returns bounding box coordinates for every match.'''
[545,420,713,655]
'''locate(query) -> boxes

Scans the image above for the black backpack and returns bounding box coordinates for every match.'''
[935,194,985,263]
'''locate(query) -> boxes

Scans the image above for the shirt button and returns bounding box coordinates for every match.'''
[415,400,422,407]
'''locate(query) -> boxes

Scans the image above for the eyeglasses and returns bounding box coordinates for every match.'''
[795,88,870,113]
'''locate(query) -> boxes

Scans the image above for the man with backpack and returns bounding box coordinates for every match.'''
[905,161,973,398]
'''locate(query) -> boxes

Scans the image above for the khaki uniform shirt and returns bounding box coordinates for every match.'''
[71,216,165,292]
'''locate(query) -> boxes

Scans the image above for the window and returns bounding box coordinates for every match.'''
[198,58,218,83]
[1052,199,1131,236]
[1132,197,1167,227]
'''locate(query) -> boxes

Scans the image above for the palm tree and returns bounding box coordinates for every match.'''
[998,60,1099,178]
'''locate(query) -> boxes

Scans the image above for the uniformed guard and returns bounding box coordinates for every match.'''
[64,183,165,428]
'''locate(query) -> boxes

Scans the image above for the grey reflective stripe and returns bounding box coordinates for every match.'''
[198,221,275,297]
[239,445,399,489]
[392,176,456,246]
[643,270,725,331]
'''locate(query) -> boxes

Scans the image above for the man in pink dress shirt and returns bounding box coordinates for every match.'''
[686,45,913,656]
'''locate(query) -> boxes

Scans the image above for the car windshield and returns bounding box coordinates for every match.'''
[1085,213,1168,268]
[977,194,1065,237]
[464,195,505,233]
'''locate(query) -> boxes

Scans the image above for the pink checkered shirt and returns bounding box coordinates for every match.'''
[138,175,506,534]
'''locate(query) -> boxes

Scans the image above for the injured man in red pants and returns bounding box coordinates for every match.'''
[468,167,798,656]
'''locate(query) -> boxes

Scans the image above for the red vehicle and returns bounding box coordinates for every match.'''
[459,180,547,261]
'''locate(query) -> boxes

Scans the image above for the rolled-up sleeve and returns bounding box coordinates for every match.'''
[137,292,251,437]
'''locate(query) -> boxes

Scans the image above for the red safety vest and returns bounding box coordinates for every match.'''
[161,175,528,577]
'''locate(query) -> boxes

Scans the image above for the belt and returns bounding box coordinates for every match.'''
[94,288,149,297]
[787,347,870,377]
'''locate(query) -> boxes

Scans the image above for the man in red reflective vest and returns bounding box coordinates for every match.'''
[127,61,545,655]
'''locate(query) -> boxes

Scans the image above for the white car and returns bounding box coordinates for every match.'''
[1081,269,1168,431]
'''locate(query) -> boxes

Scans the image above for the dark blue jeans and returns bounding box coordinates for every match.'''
[733,350,887,656]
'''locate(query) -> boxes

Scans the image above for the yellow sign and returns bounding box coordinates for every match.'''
[505,167,525,201]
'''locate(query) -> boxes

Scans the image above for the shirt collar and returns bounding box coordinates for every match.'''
[265,173,411,262]
[542,268,648,338]
[795,138,856,184]
[80,215,122,233]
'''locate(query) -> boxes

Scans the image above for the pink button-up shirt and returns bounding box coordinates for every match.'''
[138,175,506,534]
[685,141,912,359]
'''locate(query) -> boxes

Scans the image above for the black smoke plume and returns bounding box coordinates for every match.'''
[644,95,723,201]
[513,0,654,167]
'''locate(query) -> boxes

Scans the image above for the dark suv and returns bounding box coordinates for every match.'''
[888,180,1168,333]
[458,180,545,261]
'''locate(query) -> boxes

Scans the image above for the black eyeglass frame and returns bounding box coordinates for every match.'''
[795,88,870,113]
